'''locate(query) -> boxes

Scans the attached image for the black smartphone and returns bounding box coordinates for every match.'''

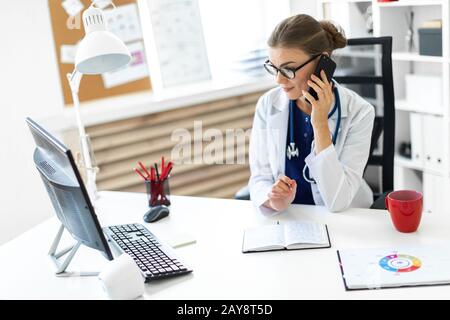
[306,54,336,103]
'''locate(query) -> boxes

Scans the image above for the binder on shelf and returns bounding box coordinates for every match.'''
[434,115,444,171]
[423,115,444,173]
[409,112,424,168]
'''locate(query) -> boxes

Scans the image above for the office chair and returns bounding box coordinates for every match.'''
[334,37,395,209]
[235,37,395,210]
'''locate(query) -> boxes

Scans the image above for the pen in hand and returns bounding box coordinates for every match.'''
[277,174,294,191]
[281,180,293,190]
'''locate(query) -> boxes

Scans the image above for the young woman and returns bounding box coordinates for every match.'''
[249,14,375,215]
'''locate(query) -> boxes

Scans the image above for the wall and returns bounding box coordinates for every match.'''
[0,0,64,244]
[290,0,317,16]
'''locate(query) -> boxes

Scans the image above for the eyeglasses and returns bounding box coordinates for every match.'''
[263,54,321,80]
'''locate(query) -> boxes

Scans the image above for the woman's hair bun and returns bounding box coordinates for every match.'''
[320,20,347,50]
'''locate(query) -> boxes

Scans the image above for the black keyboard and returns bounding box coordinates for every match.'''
[103,223,192,282]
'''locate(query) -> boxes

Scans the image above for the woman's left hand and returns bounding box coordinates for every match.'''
[302,70,334,128]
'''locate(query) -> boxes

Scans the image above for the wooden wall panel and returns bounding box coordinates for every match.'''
[83,91,264,199]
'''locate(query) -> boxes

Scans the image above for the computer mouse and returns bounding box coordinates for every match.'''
[143,205,170,223]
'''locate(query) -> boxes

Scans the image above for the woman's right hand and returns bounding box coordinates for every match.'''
[265,175,297,212]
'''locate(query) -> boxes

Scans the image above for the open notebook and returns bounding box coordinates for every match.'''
[242,221,331,253]
[337,244,450,290]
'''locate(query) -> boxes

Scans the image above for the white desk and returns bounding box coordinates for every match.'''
[1,191,450,299]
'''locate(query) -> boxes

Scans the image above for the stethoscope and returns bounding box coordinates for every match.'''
[286,85,341,184]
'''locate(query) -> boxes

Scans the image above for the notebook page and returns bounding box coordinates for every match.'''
[284,221,328,247]
[243,224,285,252]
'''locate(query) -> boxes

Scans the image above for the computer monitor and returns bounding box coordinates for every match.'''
[26,117,113,272]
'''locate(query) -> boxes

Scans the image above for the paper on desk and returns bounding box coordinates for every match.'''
[338,244,450,290]
[163,232,196,249]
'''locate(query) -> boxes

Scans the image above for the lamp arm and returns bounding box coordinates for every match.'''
[67,70,87,137]
[67,70,98,200]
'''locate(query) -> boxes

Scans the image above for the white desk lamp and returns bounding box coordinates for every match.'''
[67,0,131,200]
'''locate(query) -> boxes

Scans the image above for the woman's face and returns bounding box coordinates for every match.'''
[268,47,319,100]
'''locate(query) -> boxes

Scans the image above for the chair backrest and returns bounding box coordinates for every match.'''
[334,37,395,196]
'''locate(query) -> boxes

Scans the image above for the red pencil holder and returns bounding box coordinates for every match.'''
[145,178,171,207]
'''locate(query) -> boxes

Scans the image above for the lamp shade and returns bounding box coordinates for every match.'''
[75,5,131,74]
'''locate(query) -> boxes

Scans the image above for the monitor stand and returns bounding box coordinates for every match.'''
[48,224,99,277]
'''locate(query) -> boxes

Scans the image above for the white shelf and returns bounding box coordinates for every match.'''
[319,0,371,3]
[392,52,446,63]
[334,49,380,59]
[376,0,444,8]
[395,99,444,115]
[395,155,443,176]
[320,0,450,213]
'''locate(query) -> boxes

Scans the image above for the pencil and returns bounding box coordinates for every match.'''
[138,161,151,178]
[162,161,173,179]
[163,166,173,180]
[154,163,160,181]
[150,167,155,181]
[134,168,147,181]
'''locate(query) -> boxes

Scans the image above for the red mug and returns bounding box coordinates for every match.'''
[385,190,423,233]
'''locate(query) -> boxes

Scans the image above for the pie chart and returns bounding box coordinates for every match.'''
[379,254,422,273]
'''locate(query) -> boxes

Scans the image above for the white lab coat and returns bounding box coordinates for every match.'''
[248,82,375,215]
